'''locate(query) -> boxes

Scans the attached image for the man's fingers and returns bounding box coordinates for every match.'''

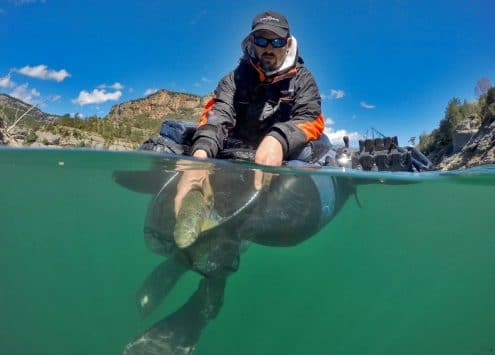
[174,191,185,217]
[262,171,274,188]
[254,170,275,191]
[174,169,210,217]
[254,170,263,191]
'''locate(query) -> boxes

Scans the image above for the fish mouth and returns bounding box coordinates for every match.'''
[174,230,198,249]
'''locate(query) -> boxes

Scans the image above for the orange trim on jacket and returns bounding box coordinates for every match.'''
[271,67,297,84]
[249,59,298,84]
[249,59,266,82]
[198,98,216,127]
[297,113,325,141]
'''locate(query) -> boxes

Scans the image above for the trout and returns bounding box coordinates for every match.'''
[174,189,218,249]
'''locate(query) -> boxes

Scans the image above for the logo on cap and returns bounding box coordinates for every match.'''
[257,16,280,24]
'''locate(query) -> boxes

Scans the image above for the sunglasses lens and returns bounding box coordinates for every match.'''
[271,38,287,48]
[254,36,269,47]
[254,36,287,48]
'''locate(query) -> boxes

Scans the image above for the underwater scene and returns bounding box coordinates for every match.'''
[1,148,495,355]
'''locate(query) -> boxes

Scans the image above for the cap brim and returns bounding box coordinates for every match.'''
[250,24,289,38]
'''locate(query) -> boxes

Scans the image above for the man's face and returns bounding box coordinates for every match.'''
[252,30,291,72]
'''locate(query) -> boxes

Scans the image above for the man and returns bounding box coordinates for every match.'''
[124,12,329,353]
[175,10,325,217]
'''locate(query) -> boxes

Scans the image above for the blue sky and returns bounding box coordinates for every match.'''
[1,0,494,146]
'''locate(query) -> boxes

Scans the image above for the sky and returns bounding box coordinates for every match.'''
[1,0,494,146]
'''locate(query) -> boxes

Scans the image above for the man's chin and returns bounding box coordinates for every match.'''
[261,61,277,72]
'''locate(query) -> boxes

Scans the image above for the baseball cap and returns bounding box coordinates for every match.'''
[251,11,290,38]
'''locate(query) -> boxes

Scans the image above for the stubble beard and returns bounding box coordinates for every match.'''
[260,54,277,71]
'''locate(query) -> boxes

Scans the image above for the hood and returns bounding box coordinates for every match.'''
[241,35,299,77]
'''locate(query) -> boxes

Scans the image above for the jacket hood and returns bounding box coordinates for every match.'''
[241,35,299,77]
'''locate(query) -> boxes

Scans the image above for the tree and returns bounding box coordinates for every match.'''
[481,87,495,123]
[475,77,492,97]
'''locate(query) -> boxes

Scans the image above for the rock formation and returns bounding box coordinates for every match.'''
[436,118,495,170]
[107,90,212,122]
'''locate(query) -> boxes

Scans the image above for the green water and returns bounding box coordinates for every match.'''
[1,148,494,355]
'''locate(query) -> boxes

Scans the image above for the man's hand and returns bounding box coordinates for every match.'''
[191,149,208,159]
[174,150,212,217]
[254,136,283,190]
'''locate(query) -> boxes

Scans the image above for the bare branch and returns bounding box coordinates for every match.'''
[6,101,43,133]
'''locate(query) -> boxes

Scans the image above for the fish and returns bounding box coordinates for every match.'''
[173,189,221,249]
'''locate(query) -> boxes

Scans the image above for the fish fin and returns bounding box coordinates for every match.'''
[200,209,222,232]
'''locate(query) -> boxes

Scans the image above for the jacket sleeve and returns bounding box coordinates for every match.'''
[268,68,325,159]
[191,71,237,158]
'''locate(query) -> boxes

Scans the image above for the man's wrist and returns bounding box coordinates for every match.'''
[267,130,288,159]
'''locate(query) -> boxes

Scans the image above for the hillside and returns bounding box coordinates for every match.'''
[418,87,495,170]
[0,90,209,150]
[0,93,59,124]
[107,90,212,122]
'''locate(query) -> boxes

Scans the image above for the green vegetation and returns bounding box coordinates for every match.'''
[44,114,160,145]
[24,130,38,144]
[418,86,495,155]
[1,91,205,148]
[0,106,43,131]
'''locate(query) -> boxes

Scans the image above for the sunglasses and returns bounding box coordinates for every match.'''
[253,36,288,48]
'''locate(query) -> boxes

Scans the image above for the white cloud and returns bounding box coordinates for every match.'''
[0,74,15,88]
[144,88,159,96]
[321,89,345,100]
[49,94,61,102]
[330,89,345,99]
[360,101,376,109]
[9,83,41,104]
[324,126,361,145]
[17,64,70,82]
[98,82,124,90]
[72,88,122,105]
[194,77,212,87]
[112,82,123,90]
[325,117,335,126]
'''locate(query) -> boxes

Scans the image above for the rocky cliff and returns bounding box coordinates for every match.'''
[436,118,495,170]
[107,90,212,122]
